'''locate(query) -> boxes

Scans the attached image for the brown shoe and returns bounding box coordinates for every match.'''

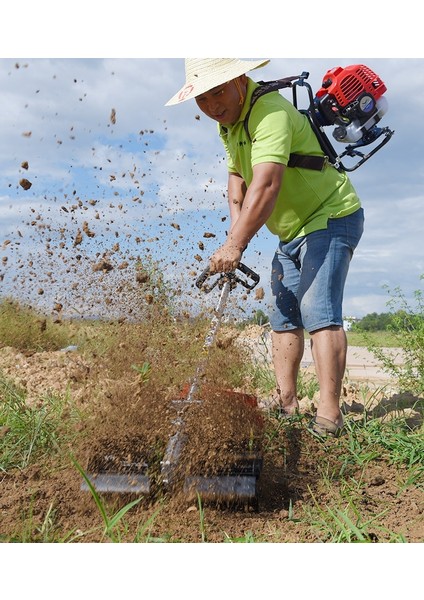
[258,395,298,417]
[308,415,344,438]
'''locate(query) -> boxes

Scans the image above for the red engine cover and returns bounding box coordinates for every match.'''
[316,64,387,108]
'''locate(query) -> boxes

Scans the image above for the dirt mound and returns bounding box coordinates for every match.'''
[0,346,91,405]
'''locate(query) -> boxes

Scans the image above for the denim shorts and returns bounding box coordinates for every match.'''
[269,208,364,333]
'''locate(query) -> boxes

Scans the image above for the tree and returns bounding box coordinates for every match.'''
[353,312,393,331]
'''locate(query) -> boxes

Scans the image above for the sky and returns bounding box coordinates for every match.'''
[0,7,423,323]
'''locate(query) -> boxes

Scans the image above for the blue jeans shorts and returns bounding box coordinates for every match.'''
[269,208,364,333]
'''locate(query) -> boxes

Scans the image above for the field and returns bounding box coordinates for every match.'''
[1,303,423,546]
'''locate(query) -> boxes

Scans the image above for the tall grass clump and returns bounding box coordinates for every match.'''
[305,488,407,543]
[341,415,424,487]
[0,375,81,471]
[0,298,71,352]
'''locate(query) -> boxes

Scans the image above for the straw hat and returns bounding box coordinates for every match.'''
[165,58,270,106]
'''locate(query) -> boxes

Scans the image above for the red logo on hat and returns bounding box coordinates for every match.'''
[178,84,194,102]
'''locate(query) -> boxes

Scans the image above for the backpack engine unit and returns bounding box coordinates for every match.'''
[249,64,395,172]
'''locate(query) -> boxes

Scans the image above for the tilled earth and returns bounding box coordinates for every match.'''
[1,330,423,543]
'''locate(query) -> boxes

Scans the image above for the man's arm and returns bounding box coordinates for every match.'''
[210,162,285,273]
[227,171,247,227]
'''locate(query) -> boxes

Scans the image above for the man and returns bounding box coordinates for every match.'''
[166,58,364,437]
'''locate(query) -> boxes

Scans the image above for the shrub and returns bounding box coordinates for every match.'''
[367,277,424,395]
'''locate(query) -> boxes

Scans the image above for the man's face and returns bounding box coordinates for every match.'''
[195,76,247,125]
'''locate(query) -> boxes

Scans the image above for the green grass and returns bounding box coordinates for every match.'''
[0,298,73,352]
[0,295,423,542]
[346,330,400,347]
[272,411,423,543]
[304,490,406,543]
[73,456,146,542]
[0,375,81,471]
[341,416,424,485]
[2,370,422,543]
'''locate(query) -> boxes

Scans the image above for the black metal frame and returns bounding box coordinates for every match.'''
[291,72,395,172]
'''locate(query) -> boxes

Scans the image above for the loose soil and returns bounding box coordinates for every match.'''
[0,326,423,543]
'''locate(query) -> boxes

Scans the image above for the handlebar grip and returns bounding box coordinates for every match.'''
[195,266,213,291]
[196,263,260,293]
[236,263,260,290]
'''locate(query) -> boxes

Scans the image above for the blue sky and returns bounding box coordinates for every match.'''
[1,9,423,322]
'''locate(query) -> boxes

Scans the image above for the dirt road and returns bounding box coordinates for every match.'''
[303,340,404,383]
[240,329,404,385]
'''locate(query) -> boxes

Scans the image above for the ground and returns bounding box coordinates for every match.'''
[0,329,423,543]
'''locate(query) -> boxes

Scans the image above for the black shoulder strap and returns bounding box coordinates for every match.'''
[244,76,328,172]
[243,76,299,140]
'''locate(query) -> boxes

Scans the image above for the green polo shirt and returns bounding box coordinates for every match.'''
[218,78,361,242]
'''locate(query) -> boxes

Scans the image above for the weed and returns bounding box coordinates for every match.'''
[305,486,403,543]
[0,376,81,471]
[0,298,72,352]
[72,457,143,542]
[365,277,424,395]
[223,530,256,542]
[333,413,424,495]
[132,361,152,384]
[197,493,207,542]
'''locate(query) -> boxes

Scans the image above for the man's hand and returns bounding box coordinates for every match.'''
[209,241,243,274]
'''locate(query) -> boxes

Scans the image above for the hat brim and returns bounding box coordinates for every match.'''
[165,58,270,106]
